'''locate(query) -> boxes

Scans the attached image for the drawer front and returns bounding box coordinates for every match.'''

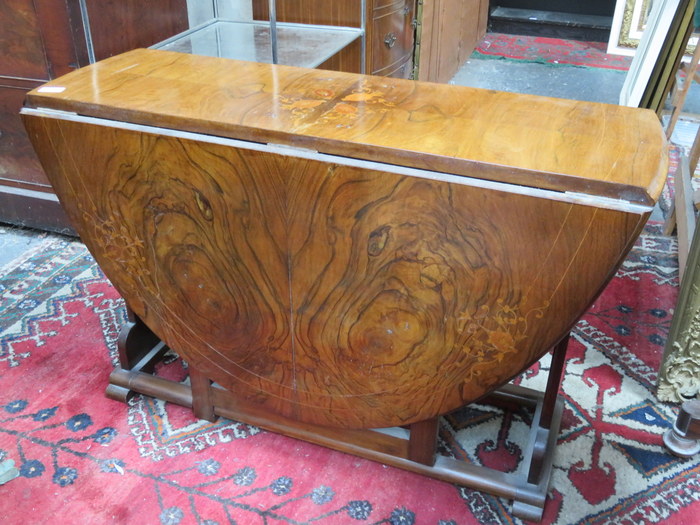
[372,53,413,79]
[371,0,415,76]
[373,0,404,8]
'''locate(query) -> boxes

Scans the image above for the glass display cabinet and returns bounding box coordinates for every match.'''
[152,0,366,71]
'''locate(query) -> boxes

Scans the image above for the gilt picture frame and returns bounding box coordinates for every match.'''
[608,0,653,56]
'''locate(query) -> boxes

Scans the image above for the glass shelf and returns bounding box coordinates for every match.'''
[153,19,363,69]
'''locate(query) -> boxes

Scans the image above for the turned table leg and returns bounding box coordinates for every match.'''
[106,306,169,402]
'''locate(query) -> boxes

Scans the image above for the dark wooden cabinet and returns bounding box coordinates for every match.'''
[0,0,188,233]
[1,0,82,232]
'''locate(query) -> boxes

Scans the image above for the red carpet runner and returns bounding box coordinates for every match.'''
[473,33,632,71]
[0,222,698,524]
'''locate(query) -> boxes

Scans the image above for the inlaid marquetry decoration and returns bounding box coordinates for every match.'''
[22,49,668,429]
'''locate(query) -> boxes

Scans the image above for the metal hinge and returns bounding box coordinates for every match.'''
[412,0,423,80]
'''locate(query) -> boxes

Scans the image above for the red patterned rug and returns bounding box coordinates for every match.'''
[473,33,633,71]
[1,222,698,524]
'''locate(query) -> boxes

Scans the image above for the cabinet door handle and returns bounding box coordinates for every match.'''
[384,32,397,48]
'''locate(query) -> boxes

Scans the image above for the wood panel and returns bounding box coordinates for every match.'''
[418,0,487,83]
[252,0,362,27]
[23,112,648,427]
[36,0,88,77]
[478,0,489,38]
[0,0,48,80]
[25,49,668,205]
[0,83,48,188]
[0,0,87,84]
[317,38,362,74]
[372,54,413,78]
[84,0,189,61]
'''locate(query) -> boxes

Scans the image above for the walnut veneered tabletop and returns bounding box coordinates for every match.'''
[22,49,667,428]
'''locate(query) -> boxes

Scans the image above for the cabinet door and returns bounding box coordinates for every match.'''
[0,0,83,190]
[370,0,415,76]
[0,83,71,233]
[0,82,46,187]
[0,0,190,232]
[0,0,50,79]
[0,1,57,193]
[417,0,487,83]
